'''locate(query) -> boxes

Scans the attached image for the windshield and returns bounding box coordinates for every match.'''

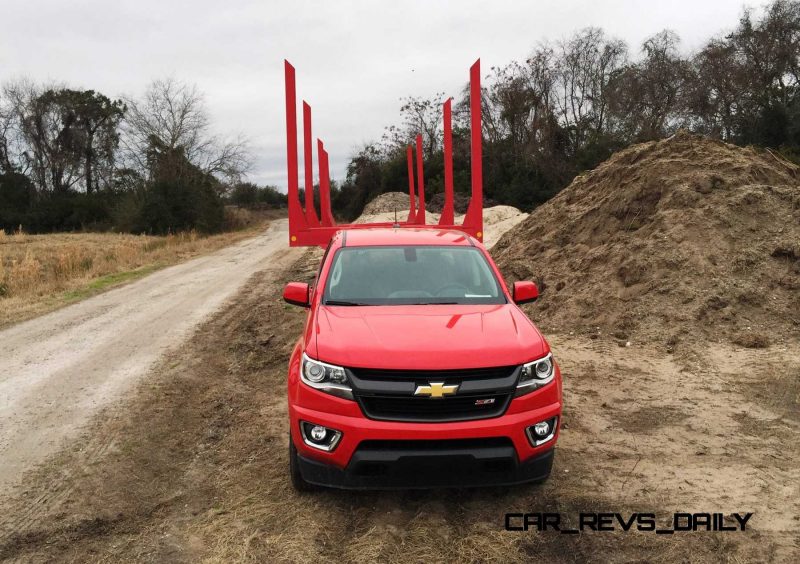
[323,246,506,305]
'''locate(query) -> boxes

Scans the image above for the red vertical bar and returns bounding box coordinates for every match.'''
[415,134,426,224]
[318,139,335,227]
[406,144,416,223]
[439,97,455,226]
[463,59,483,241]
[302,101,320,227]
[285,60,306,244]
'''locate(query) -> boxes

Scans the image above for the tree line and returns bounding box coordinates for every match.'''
[334,0,800,220]
[0,78,286,234]
[4,1,799,232]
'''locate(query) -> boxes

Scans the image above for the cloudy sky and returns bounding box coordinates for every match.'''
[1,0,758,190]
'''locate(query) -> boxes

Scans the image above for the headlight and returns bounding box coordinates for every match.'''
[516,353,555,396]
[301,353,353,399]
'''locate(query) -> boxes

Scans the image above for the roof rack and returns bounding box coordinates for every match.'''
[284,59,483,247]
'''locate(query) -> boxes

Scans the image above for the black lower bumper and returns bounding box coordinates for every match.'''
[298,438,554,490]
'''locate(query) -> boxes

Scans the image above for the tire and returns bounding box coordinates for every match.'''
[289,436,317,492]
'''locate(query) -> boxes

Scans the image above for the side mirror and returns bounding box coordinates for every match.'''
[513,281,538,305]
[283,282,310,307]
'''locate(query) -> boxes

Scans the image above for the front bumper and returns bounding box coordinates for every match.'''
[298,442,554,490]
[289,391,561,481]
[288,351,563,488]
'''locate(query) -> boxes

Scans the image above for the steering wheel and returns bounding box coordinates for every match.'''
[434,283,469,297]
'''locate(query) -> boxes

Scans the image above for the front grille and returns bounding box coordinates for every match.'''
[350,365,516,382]
[359,393,511,422]
[348,365,519,423]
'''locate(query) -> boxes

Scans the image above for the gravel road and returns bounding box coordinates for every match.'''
[0,220,296,493]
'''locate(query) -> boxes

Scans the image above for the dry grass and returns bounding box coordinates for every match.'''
[0,213,281,327]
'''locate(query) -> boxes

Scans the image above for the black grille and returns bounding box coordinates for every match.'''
[359,393,510,422]
[350,365,516,382]
[348,365,519,423]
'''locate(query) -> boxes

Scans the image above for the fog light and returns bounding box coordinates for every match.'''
[526,417,558,446]
[300,421,343,452]
[533,421,550,437]
[310,425,327,442]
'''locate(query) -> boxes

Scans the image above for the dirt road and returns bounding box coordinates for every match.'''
[1,248,796,563]
[0,219,297,494]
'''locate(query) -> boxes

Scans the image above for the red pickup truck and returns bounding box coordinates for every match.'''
[283,227,563,490]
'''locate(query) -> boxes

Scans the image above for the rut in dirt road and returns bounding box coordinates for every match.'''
[0,219,297,493]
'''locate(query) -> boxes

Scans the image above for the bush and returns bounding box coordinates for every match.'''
[223,207,254,230]
[228,182,288,209]
[0,172,35,232]
[135,179,224,235]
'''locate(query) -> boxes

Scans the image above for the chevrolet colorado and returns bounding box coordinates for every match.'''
[283,227,563,490]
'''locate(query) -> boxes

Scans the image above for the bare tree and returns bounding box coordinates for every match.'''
[0,92,16,174]
[380,93,445,160]
[122,78,250,184]
[554,28,628,151]
[685,38,742,139]
[607,30,690,140]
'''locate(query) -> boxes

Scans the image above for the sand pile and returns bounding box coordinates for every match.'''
[354,194,527,250]
[360,192,410,215]
[493,131,800,348]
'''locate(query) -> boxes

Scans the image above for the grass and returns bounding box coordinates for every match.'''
[0,211,282,328]
[61,265,161,302]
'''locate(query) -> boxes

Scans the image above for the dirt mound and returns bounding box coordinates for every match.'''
[493,131,800,348]
[362,191,499,216]
[355,193,527,249]
[361,192,409,215]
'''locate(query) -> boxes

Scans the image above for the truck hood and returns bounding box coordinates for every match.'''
[310,304,547,370]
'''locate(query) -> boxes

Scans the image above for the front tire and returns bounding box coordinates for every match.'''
[289,436,317,492]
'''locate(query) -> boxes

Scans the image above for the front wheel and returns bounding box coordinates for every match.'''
[289,436,317,492]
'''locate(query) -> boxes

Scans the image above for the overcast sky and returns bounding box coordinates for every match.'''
[1,0,759,190]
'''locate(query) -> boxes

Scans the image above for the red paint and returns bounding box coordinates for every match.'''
[302,102,320,227]
[318,140,335,227]
[284,59,484,246]
[285,228,562,477]
[415,134,426,224]
[513,281,539,304]
[463,59,484,242]
[406,144,416,223]
[284,60,307,244]
[439,98,455,226]
[283,282,310,307]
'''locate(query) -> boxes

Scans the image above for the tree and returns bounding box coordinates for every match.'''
[608,30,690,140]
[123,78,250,185]
[0,83,124,194]
[381,93,445,159]
[554,28,628,151]
[66,90,125,193]
[685,39,742,139]
[3,81,79,193]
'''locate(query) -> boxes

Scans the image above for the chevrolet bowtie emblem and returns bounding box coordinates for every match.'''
[414,382,459,398]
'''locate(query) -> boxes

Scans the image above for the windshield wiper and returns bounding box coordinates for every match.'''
[324,300,370,306]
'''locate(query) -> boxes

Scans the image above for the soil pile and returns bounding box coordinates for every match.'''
[360,192,410,215]
[355,194,528,250]
[493,131,800,348]
[362,191,499,216]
